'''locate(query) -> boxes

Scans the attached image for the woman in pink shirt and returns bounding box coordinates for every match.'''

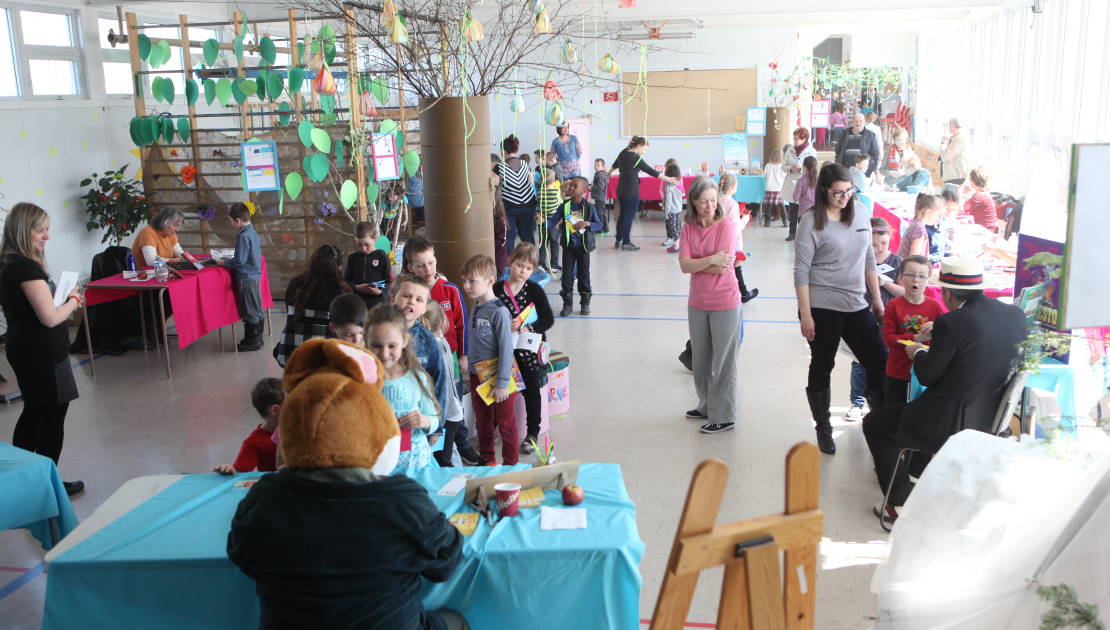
[679,176,741,434]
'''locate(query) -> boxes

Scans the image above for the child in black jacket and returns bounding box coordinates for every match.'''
[549,176,602,316]
[345,221,392,310]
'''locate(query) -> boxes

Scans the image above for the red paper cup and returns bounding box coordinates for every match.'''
[494,482,521,517]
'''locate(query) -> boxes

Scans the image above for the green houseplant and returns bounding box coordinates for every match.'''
[79,165,151,245]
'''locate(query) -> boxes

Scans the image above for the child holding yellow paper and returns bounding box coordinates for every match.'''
[494,243,554,455]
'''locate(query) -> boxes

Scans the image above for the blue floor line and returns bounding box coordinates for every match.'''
[0,562,44,602]
[544,291,795,300]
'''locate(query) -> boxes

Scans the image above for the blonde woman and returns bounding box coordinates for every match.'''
[0,202,85,495]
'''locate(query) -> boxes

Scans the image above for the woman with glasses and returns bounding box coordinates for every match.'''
[794,163,888,454]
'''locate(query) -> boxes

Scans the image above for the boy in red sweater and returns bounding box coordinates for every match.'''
[214,377,284,473]
[403,237,468,374]
[882,255,947,406]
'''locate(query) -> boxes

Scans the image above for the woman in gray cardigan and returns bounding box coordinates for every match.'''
[793,163,888,455]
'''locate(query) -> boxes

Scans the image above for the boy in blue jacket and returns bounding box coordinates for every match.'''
[218,203,264,351]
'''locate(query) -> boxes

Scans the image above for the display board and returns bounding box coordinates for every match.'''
[1060,143,1110,329]
[621,68,757,137]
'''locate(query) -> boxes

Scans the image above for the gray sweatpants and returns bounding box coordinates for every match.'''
[234,277,264,325]
[688,305,741,424]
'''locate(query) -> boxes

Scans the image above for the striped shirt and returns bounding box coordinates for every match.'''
[497,158,536,208]
[537,183,562,218]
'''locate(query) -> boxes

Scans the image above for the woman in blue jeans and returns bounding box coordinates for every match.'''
[609,136,678,251]
[495,134,538,248]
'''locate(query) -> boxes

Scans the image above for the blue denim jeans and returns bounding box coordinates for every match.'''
[850,360,867,408]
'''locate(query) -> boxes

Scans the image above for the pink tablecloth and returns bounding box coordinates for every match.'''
[873,202,904,252]
[606,175,701,202]
[85,260,273,349]
[924,284,1012,305]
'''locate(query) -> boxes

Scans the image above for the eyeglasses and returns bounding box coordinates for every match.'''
[901,273,930,280]
[829,187,856,199]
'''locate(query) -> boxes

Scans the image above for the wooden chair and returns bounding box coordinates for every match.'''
[649,443,823,630]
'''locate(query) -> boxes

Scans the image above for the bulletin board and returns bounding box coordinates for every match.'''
[621,68,757,137]
[1060,143,1110,329]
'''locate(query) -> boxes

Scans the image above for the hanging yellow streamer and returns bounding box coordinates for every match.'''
[623,45,649,137]
[459,27,476,212]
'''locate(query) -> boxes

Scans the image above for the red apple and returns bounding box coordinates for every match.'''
[561,484,584,506]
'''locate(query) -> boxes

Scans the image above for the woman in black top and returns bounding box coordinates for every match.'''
[610,136,678,251]
[273,245,350,366]
[495,134,538,249]
[0,203,85,495]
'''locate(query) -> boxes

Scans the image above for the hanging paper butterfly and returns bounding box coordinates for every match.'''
[543,79,563,101]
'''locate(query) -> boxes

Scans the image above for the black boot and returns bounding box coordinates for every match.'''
[238,322,263,351]
[806,389,836,454]
[560,300,573,317]
[579,292,591,316]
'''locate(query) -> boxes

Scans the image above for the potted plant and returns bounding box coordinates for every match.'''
[79,165,151,245]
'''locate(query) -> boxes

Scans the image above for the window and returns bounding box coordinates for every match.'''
[99,17,131,95]
[0,6,84,98]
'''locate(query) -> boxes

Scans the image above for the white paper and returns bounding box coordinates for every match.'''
[540,506,587,530]
[53,271,78,307]
[515,331,541,353]
[437,473,475,496]
[876,263,895,275]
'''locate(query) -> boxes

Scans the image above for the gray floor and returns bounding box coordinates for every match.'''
[0,213,885,628]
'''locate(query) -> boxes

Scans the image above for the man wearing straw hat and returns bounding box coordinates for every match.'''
[863,258,1027,522]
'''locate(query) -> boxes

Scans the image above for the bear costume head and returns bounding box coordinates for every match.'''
[279,338,400,475]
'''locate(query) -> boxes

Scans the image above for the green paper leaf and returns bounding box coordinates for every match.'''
[318,25,335,44]
[335,140,345,168]
[177,117,191,142]
[143,117,159,145]
[129,117,143,146]
[320,93,335,115]
[231,79,246,104]
[379,119,398,134]
[239,78,257,96]
[277,102,292,126]
[266,73,283,102]
[138,34,151,61]
[234,35,244,63]
[149,40,171,68]
[324,41,336,66]
[288,67,305,93]
[320,113,338,126]
[161,117,175,143]
[259,36,276,65]
[150,76,164,103]
[297,121,314,148]
[285,171,304,200]
[203,39,220,66]
[403,150,421,177]
[396,130,404,149]
[255,74,267,100]
[163,80,175,105]
[340,179,358,209]
[304,153,329,182]
[371,76,389,104]
[215,78,233,106]
[185,79,198,105]
[365,180,379,204]
[310,128,331,153]
[203,79,216,105]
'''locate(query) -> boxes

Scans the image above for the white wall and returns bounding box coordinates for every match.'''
[848,32,917,67]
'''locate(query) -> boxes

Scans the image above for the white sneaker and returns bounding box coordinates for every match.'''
[662,238,674,247]
[846,406,864,422]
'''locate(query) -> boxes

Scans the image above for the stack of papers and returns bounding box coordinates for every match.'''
[472,357,526,405]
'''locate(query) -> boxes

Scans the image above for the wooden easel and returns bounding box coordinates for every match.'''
[650,443,823,630]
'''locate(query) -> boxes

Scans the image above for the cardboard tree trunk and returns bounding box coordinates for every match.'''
[765,106,792,163]
[420,95,494,284]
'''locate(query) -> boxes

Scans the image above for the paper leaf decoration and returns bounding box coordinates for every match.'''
[463,15,484,42]
[543,79,563,101]
[161,117,176,143]
[138,34,151,61]
[255,74,268,100]
[318,25,336,44]
[403,150,421,177]
[366,180,380,204]
[335,140,346,168]
[149,40,171,68]
[151,76,165,103]
[560,41,577,64]
[285,172,304,200]
[234,35,244,63]
[288,67,305,93]
[597,54,621,74]
[310,128,332,153]
[297,121,315,148]
[129,117,143,146]
[215,78,233,106]
[203,79,216,105]
[177,117,191,142]
[340,179,358,209]
[545,102,565,126]
[143,118,159,145]
[320,93,335,116]
[534,8,551,34]
[304,153,330,182]
[276,102,292,126]
[266,73,283,102]
[371,76,389,104]
[389,15,408,44]
[510,88,526,113]
[313,67,337,95]
[203,39,220,65]
[259,36,277,65]
[379,119,398,134]
[185,79,198,106]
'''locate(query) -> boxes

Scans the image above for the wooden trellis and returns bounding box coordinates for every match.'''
[124,9,416,296]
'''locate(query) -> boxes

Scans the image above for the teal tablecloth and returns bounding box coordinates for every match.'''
[734,175,766,204]
[43,463,643,630]
[0,442,78,550]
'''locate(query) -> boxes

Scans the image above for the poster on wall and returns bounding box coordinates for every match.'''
[1015,233,1070,363]
[811,99,831,129]
[371,132,400,181]
[241,141,280,192]
[722,133,749,166]
[745,107,766,136]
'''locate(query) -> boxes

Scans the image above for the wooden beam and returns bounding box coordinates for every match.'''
[671,510,824,576]
[783,443,821,630]
[179,14,209,252]
[346,5,368,222]
[126,12,154,205]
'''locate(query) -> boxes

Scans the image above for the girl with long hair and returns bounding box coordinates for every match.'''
[273,245,351,366]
